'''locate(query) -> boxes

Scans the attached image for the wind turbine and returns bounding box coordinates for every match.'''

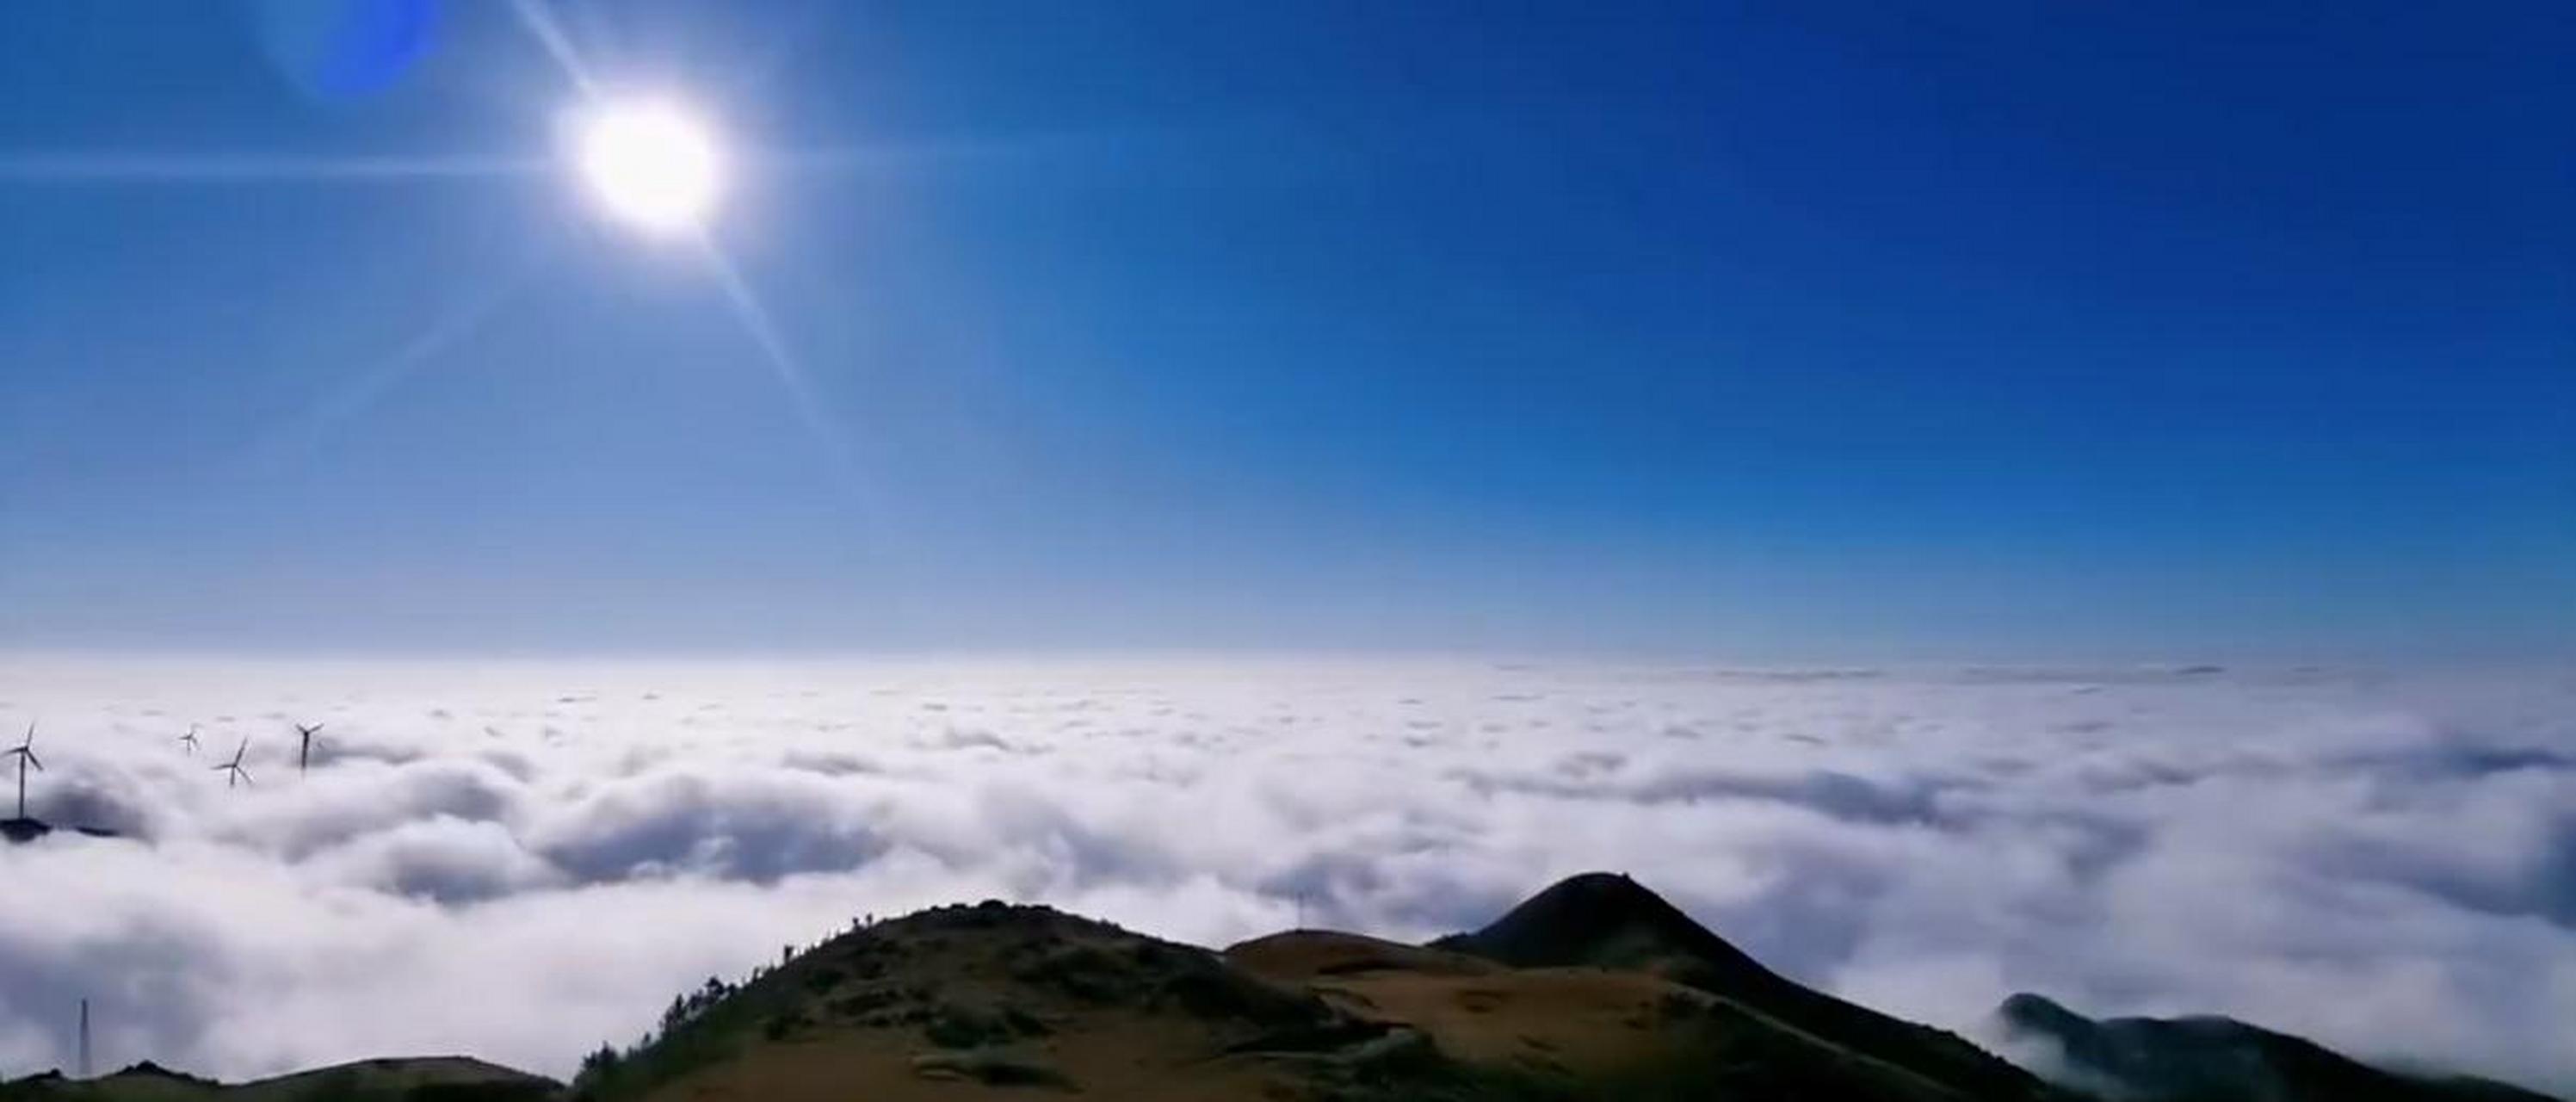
[293,722,324,773]
[4,724,40,819]
[179,725,201,755]
[213,739,253,789]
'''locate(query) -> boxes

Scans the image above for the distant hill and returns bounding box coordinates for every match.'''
[1431,870,2060,1100]
[1995,993,2563,1102]
[0,1056,554,1101]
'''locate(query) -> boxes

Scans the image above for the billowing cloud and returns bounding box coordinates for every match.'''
[0,657,2569,1091]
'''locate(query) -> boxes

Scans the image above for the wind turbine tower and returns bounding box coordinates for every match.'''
[77,998,90,1079]
[5,724,41,820]
[295,722,324,773]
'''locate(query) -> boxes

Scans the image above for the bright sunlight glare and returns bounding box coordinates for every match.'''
[571,99,723,235]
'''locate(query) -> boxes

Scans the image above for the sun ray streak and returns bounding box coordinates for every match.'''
[0,152,548,184]
[695,237,861,476]
[238,247,551,475]
[509,0,599,99]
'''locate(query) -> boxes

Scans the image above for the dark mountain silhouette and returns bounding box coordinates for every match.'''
[99,1062,209,1084]
[1995,993,2562,1102]
[2,817,121,845]
[0,1056,552,1100]
[1432,871,2056,1099]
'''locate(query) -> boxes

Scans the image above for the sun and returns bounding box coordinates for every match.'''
[571,99,725,235]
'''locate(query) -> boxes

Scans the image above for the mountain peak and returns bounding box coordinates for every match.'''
[1997,992,2087,1034]
[1441,872,2056,1101]
[1517,870,1675,917]
[1439,870,1772,978]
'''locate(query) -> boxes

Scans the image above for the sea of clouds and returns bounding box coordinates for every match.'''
[0,655,2569,1089]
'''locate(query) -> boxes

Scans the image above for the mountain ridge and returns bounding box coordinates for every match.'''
[1995,991,2563,1102]
[2,874,2557,1101]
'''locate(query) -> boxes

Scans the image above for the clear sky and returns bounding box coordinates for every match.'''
[0,1,2567,658]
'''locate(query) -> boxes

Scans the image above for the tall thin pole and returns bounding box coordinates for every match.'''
[14,757,24,820]
[77,998,90,1079]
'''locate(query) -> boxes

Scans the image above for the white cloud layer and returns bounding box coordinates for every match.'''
[0,656,2570,1089]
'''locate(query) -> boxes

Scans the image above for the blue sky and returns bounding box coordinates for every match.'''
[0,0,2567,657]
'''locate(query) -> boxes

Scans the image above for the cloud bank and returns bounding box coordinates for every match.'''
[0,656,2570,1089]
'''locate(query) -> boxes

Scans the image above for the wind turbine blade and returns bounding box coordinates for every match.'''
[238,769,253,786]
[23,752,38,771]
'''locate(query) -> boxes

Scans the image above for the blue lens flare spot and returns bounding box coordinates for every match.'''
[255,0,441,99]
